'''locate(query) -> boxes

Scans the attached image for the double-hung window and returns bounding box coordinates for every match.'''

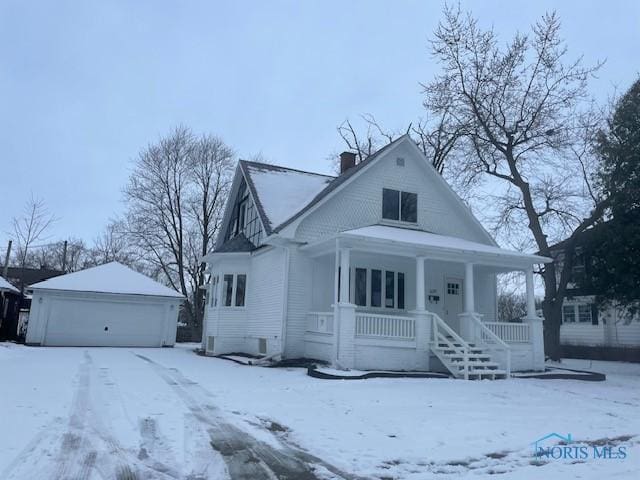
[222,274,247,307]
[210,275,219,307]
[382,188,417,223]
[562,303,594,324]
[562,305,576,323]
[353,267,405,310]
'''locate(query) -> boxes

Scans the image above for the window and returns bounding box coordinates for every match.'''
[235,274,247,307]
[562,303,594,324]
[221,273,247,307]
[385,271,395,308]
[447,282,460,295]
[371,269,382,307]
[355,268,367,306]
[382,188,418,223]
[397,273,405,309]
[223,274,234,307]
[401,192,417,222]
[210,275,219,307]
[382,189,400,220]
[359,268,405,309]
[562,305,576,323]
[578,304,592,323]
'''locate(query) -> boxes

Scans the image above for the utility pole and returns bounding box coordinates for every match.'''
[62,240,68,272]
[3,240,11,278]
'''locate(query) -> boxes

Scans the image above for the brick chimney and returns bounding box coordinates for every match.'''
[340,151,356,174]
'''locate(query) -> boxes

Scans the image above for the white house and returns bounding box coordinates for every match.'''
[202,136,552,378]
[26,262,184,347]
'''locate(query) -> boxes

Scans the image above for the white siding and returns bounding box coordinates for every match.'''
[294,141,492,245]
[560,299,640,348]
[245,248,285,355]
[204,255,250,355]
[285,247,314,357]
[560,324,606,347]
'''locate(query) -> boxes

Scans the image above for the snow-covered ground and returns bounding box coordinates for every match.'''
[1,343,638,479]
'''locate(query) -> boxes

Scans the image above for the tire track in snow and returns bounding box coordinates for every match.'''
[2,351,179,480]
[134,353,363,480]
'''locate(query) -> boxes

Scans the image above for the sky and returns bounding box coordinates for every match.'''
[1,0,639,250]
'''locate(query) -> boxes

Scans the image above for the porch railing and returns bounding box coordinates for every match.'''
[469,314,511,377]
[483,322,530,343]
[355,313,415,339]
[307,311,334,334]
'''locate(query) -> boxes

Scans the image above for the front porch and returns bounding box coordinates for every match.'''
[301,226,550,378]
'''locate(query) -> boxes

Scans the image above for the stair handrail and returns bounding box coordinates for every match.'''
[430,312,471,379]
[469,313,511,377]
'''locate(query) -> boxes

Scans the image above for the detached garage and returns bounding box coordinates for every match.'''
[25,262,184,347]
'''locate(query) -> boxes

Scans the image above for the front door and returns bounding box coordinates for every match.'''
[444,277,463,333]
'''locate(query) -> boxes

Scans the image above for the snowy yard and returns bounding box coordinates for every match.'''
[1,343,638,479]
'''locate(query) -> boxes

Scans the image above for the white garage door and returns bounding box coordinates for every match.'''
[44,296,166,347]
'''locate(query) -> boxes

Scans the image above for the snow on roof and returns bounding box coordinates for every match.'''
[29,262,184,298]
[342,225,552,264]
[0,275,19,293]
[242,161,334,231]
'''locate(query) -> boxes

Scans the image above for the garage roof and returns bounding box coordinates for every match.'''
[0,275,19,293]
[29,262,184,298]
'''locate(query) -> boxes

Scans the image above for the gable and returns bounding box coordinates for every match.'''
[243,161,334,232]
[215,160,334,251]
[291,137,495,245]
[216,165,266,250]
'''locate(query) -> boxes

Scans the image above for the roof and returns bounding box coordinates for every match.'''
[0,266,64,285]
[302,225,551,268]
[240,160,334,233]
[272,137,403,233]
[0,275,19,294]
[214,233,256,253]
[29,262,184,298]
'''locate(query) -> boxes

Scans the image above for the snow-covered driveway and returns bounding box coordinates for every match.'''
[1,343,639,479]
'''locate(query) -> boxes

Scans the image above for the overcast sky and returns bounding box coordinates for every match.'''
[1,0,638,249]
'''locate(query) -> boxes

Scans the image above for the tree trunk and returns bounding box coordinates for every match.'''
[542,300,563,361]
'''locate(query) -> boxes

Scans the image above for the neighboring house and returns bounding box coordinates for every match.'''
[549,230,640,360]
[202,136,552,378]
[0,275,21,341]
[0,266,64,341]
[25,262,184,347]
[0,266,64,291]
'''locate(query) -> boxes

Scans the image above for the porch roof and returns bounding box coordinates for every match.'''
[301,225,552,270]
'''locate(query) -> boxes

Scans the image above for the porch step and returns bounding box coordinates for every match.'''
[468,369,507,380]
[434,346,485,355]
[430,342,508,380]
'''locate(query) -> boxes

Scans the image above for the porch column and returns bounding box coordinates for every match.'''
[525,267,537,318]
[415,256,426,312]
[335,247,356,369]
[411,256,431,370]
[464,262,475,313]
[459,262,476,341]
[339,247,350,303]
[524,266,545,371]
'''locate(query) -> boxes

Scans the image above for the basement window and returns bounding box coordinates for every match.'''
[382,188,417,223]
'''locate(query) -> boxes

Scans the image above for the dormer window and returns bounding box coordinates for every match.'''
[382,188,417,223]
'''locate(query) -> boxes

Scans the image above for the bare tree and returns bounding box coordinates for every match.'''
[122,127,233,340]
[184,134,234,339]
[336,112,463,174]
[89,221,138,267]
[11,195,57,291]
[424,6,607,359]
